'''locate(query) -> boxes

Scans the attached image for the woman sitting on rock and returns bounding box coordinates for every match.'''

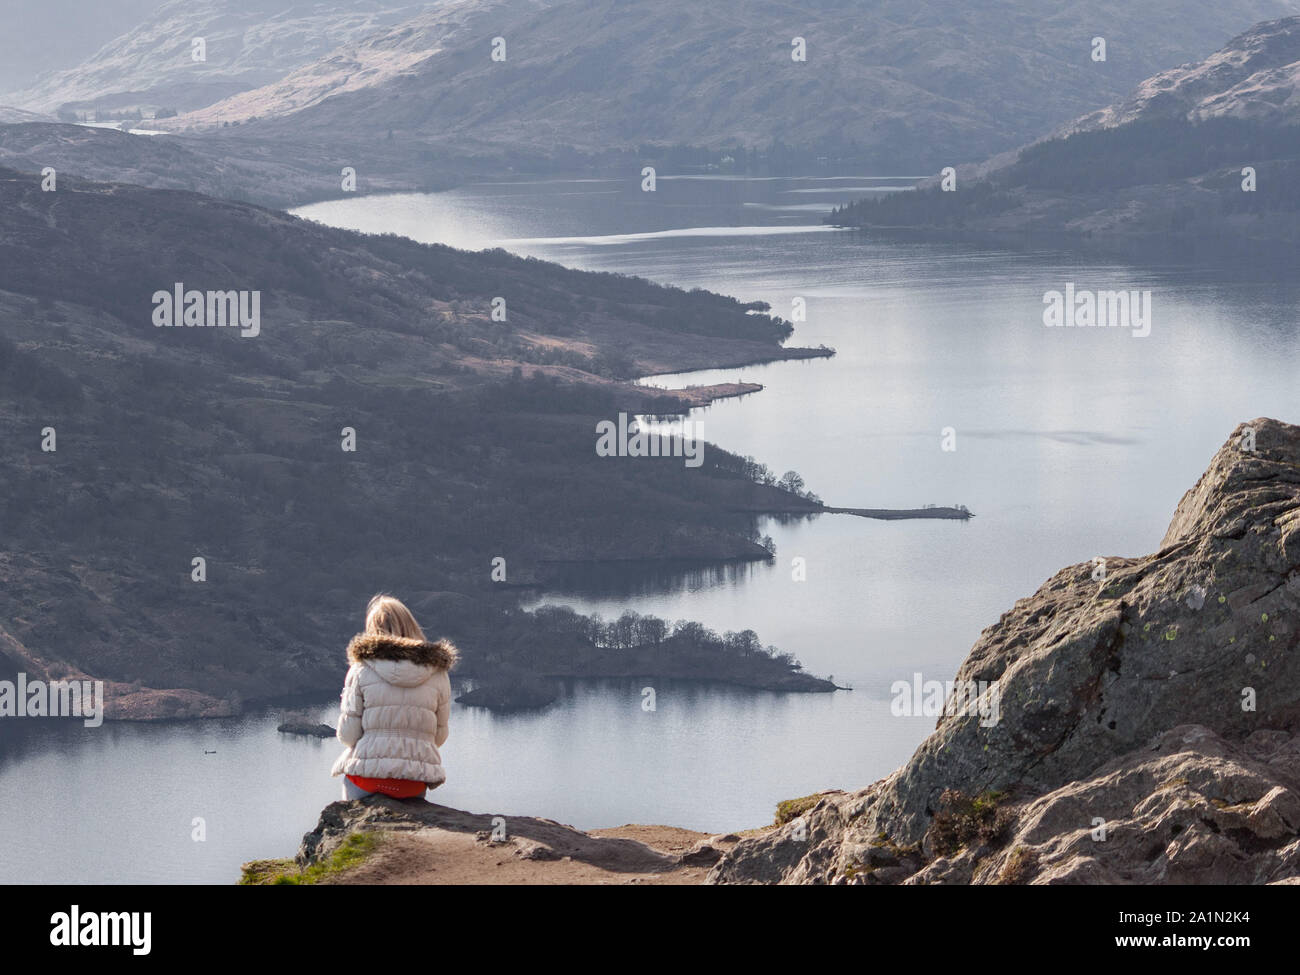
[331,594,458,800]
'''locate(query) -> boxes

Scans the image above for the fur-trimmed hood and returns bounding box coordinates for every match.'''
[333,632,455,785]
[345,633,458,671]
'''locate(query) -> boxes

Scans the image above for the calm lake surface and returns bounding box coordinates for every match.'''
[4,175,1299,883]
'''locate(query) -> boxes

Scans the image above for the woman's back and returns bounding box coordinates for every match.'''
[331,631,457,788]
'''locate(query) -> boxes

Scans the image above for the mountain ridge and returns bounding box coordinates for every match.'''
[3,0,430,117]
[136,0,1300,170]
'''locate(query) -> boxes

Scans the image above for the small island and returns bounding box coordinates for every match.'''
[277,721,336,738]
[452,607,838,714]
[456,674,559,712]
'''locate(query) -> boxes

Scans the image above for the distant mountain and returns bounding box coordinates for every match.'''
[3,0,428,117]
[829,17,1300,260]
[152,0,1300,170]
[0,0,160,92]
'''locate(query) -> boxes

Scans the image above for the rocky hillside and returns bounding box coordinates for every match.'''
[3,0,428,117]
[1070,14,1300,130]
[830,17,1300,260]
[267,418,1300,884]
[711,417,1300,883]
[154,0,1300,171]
[159,0,526,128]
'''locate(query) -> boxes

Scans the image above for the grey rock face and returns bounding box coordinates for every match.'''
[906,725,1300,885]
[711,418,1300,884]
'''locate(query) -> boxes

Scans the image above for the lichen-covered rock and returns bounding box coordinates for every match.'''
[711,419,1300,884]
[904,725,1300,884]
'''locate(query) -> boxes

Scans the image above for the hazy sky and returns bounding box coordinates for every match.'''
[0,0,163,92]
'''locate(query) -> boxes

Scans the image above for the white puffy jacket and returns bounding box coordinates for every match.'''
[330,632,458,787]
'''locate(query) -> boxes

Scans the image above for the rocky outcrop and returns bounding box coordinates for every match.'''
[297,797,670,871]
[283,794,742,885]
[710,418,1300,884]
[906,725,1300,884]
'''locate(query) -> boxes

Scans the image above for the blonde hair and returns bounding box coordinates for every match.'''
[364,594,426,641]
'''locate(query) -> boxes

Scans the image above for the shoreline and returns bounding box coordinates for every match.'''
[631,355,972,523]
[80,669,842,723]
[821,504,972,521]
[635,344,833,382]
[646,381,763,408]
[4,168,952,725]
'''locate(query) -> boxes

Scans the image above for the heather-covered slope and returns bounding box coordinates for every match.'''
[0,165,829,716]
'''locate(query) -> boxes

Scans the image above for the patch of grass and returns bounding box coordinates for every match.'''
[928,789,1012,856]
[774,793,829,826]
[239,831,383,885]
[239,859,297,885]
